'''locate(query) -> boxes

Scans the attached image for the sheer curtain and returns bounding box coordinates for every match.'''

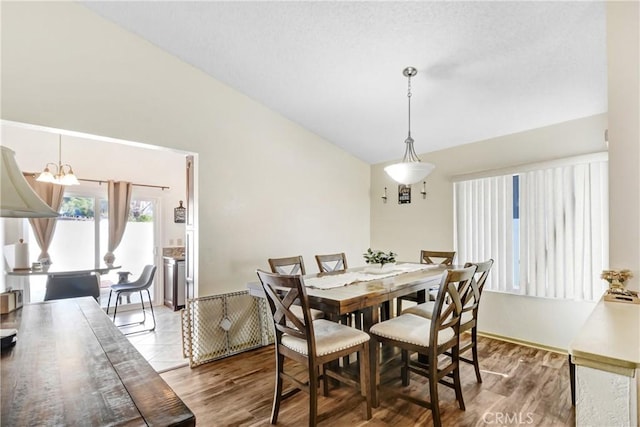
[454,154,608,301]
[24,175,64,263]
[103,180,132,266]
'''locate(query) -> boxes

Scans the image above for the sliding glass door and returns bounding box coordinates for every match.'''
[27,189,160,308]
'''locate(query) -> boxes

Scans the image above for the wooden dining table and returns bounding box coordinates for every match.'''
[247,262,447,407]
[1,297,195,426]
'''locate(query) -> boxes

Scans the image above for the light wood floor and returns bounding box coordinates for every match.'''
[161,336,575,426]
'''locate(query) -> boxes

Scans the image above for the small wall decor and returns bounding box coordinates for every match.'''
[174,200,186,223]
[382,187,388,203]
[420,181,427,199]
[398,184,411,204]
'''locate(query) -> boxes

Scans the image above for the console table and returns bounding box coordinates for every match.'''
[0,297,195,426]
[569,297,640,426]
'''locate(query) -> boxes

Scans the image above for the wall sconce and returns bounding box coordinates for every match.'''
[420,181,427,199]
[381,187,388,203]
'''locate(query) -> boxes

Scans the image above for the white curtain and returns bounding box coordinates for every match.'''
[454,157,608,301]
[519,161,608,300]
[455,175,514,292]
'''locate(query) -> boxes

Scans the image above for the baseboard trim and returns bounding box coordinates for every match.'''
[476,331,567,355]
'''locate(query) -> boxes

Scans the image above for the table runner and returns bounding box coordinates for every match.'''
[304,263,442,290]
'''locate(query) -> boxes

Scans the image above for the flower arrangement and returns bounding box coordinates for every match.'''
[601,269,633,293]
[363,248,397,266]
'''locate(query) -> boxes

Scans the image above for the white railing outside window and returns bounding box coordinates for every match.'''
[454,153,609,301]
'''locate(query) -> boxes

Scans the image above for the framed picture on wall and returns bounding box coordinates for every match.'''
[174,200,186,223]
[398,185,411,204]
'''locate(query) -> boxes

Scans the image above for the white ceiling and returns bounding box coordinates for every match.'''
[81,1,607,164]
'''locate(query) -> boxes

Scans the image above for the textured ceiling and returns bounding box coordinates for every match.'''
[82,1,607,164]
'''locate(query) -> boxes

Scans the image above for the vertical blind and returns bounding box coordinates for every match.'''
[454,155,608,301]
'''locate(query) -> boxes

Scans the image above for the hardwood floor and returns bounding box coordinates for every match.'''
[161,335,575,426]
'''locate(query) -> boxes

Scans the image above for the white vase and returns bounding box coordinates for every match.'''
[364,262,396,274]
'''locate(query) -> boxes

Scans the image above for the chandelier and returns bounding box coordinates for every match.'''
[384,67,435,185]
[36,135,80,186]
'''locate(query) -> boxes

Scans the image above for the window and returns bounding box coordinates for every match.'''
[454,153,608,301]
[28,192,158,306]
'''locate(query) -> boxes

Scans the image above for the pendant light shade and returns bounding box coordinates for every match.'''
[0,146,59,218]
[384,67,435,185]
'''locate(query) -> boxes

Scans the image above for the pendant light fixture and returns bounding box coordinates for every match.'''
[384,67,435,185]
[0,146,59,217]
[36,135,80,186]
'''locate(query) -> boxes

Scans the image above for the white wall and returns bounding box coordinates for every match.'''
[371,113,608,349]
[607,1,640,293]
[0,2,371,295]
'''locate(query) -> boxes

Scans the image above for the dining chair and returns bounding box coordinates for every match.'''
[269,255,306,275]
[268,256,324,321]
[315,252,361,366]
[402,259,494,383]
[369,265,476,427]
[395,250,456,315]
[44,273,100,302]
[257,269,372,426]
[106,265,157,334]
[314,253,347,273]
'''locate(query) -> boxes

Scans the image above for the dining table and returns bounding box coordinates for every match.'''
[247,262,448,407]
[0,296,195,426]
[6,264,122,303]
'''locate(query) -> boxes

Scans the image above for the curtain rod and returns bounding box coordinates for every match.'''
[23,172,169,190]
[79,178,169,190]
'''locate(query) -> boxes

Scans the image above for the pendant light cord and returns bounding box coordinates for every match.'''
[407,74,412,139]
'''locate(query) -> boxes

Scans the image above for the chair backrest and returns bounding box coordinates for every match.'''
[421,250,456,266]
[44,274,100,302]
[257,269,316,354]
[268,256,306,275]
[467,259,493,295]
[315,253,347,273]
[429,265,477,351]
[129,265,157,290]
[463,259,494,318]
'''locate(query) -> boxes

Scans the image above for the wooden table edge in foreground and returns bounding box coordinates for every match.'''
[1,297,195,426]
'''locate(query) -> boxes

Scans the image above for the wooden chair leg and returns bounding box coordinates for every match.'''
[340,314,351,368]
[471,327,482,383]
[360,342,372,420]
[322,364,329,397]
[309,364,318,427]
[401,350,410,386]
[452,350,465,410]
[429,361,442,427]
[271,352,284,424]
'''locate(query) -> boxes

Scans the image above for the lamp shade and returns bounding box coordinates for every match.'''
[384,161,435,185]
[1,146,59,218]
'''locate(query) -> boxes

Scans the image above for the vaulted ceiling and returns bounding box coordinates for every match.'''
[82,1,607,164]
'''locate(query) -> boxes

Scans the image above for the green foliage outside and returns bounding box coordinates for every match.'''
[59,197,153,222]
